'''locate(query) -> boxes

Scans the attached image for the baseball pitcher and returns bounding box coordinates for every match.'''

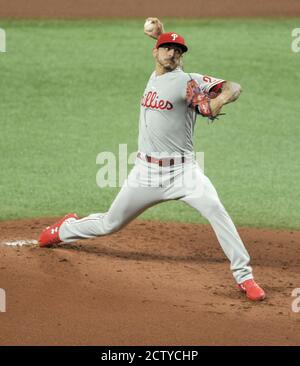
[39,19,265,301]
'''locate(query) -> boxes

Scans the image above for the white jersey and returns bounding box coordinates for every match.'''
[138,67,224,156]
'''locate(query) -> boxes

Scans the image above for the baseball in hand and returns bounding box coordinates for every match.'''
[144,19,155,33]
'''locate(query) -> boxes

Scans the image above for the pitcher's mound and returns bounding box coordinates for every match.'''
[0,218,299,345]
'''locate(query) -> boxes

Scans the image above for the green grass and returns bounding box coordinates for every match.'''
[0,19,299,229]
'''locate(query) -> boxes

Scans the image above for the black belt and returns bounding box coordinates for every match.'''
[137,152,185,167]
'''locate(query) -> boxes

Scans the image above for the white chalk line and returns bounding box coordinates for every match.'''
[0,239,38,247]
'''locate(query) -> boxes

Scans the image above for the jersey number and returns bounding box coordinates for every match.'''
[203,76,212,83]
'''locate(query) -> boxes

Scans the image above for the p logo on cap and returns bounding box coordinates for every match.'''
[156,32,188,53]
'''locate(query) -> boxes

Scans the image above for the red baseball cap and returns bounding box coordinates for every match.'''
[155,32,188,53]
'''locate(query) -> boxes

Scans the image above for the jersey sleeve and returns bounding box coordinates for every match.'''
[189,73,225,94]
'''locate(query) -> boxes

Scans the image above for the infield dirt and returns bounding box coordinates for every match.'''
[0,218,299,345]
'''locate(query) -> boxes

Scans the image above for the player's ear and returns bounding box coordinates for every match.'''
[152,47,158,58]
[179,58,184,70]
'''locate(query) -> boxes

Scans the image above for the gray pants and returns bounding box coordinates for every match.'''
[60,155,253,284]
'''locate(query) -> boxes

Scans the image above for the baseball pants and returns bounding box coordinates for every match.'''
[59,153,253,284]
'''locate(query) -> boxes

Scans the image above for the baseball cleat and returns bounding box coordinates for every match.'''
[38,213,78,247]
[238,279,266,301]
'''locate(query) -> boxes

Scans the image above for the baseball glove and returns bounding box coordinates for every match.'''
[186,79,224,122]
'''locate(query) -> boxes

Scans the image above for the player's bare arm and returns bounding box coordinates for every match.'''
[187,79,242,118]
[144,17,165,39]
[210,81,242,116]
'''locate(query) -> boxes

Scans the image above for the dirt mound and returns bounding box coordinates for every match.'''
[0,218,299,345]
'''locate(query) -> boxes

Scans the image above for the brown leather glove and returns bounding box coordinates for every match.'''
[186,79,213,117]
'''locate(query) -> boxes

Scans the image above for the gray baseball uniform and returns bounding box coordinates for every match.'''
[59,67,253,284]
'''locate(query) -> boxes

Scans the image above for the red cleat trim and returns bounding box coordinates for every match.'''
[238,279,266,301]
[38,213,78,248]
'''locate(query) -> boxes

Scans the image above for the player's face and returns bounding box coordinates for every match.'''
[154,44,183,72]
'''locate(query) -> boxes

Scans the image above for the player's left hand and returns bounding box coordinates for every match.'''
[186,79,201,106]
[144,17,165,40]
[186,79,223,121]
